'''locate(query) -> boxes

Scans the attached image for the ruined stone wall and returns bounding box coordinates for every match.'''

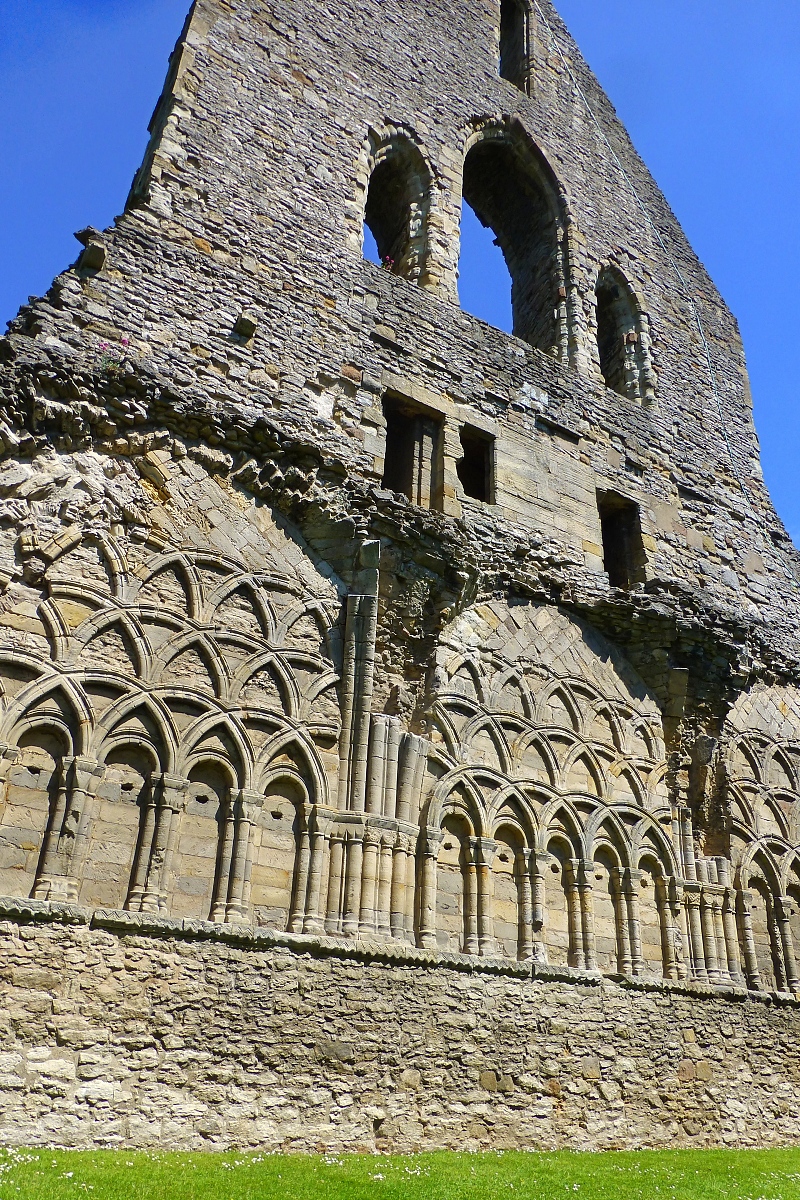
[1,0,800,1152]
[1,907,799,1152]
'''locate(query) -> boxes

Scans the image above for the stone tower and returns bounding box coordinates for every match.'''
[1,0,800,1151]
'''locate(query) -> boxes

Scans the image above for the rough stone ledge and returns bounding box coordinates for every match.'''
[0,896,796,1008]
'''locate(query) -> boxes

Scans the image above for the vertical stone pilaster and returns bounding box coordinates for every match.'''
[578,859,597,972]
[776,896,800,992]
[565,859,584,970]
[685,885,708,982]
[476,838,498,957]
[418,828,441,950]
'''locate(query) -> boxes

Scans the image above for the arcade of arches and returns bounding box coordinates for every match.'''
[1,464,799,998]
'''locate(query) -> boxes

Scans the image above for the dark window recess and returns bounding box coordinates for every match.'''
[364,140,430,280]
[597,492,647,590]
[382,397,443,510]
[500,0,530,93]
[457,426,494,503]
[461,136,562,355]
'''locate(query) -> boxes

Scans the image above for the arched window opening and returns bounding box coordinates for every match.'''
[500,0,531,94]
[460,133,567,356]
[364,138,431,282]
[458,200,513,335]
[595,267,655,401]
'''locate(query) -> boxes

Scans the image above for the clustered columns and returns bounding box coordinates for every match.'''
[326,541,429,942]
[25,755,101,903]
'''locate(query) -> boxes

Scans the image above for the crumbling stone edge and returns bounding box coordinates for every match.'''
[1,896,793,1010]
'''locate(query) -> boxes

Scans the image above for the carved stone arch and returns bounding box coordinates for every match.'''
[537,680,582,733]
[207,575,276,642]
[765,745,798,793]
[356,124,436,286]
[425,770,488,840]
[643,763,670,813]
[135,553,201,620]
[3,678,90,757]
[539,796,585,858]
[587,809,632,870]
[627,716,662,763]
[252,730,329,808]
[252,761,312,934]
[277,599,336,660]
[610,763,647,809]
[593,262,657,402]
[73,610,151,681]
[156,633,229,701]
[561,743,606,799]
[181,717,249,790]
[92,694,178,776]
[490,668,534,720]
[460,115,575,361]
[0,719,74,901]
[740,845,788,992]
[587,703,624,752]
[232,652,299,719]
[45,534,116,595]
[442,654,488,707]
[512,729,558,787]
[631,815,680,879]
[461,715,512,776]
[728,736,763,784]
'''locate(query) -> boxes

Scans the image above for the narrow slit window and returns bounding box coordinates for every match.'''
[457,426,495,504]
[597,492,647,590]
[500,0,531,94]
[382,396,443,510]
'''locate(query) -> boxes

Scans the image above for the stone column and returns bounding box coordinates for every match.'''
[578,859,597,972]
[395,733,427,824]
[610,867,631,976]
[343,832,364,937]
[325,833,345,934]
[390,831,412,941]
[684,884,708,982]
[376,832,394,938]
[737,889,761,990]
[383,722,402,819]
[126,774,158,912]
[722,887,744,984]
[699,887,721,983]
[32,756,74,900]
[624,869,645,976]
[209,788,236,923]
[62,758,104,897]
[770,896,790,993]
[476,838,498,957]
[464,838,480,956]
[565,859,584,970]
[337,542,380,816]
[518,849,535,962]
[418,829,441,950]
[532,854,549,964]
[227,790,261,924]
[775,895,799,992]
[150,774,188,915]
[657,877,678,981]
[303,822,330,935]
[710,893,729,982]
[365,717,388,816]
[359,827,382,934]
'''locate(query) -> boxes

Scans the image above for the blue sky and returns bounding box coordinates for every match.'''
[2,1,799,539]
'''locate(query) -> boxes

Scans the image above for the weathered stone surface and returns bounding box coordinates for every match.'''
[1,0,800,1152]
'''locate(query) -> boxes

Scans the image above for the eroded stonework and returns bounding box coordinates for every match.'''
[1,0,800,1151]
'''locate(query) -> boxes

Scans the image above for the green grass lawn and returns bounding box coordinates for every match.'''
[2,1147,800,1200]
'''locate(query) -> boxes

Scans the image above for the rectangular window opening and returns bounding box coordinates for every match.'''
[382,395,443,510]
[597,491,647,590]
[457,425,495,504]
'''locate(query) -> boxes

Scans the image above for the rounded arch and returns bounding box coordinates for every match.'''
[459,117,573,360]
[594,263,656,401]
[359,127,434,285]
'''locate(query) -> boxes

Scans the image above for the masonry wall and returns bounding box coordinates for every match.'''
[2,0,800,1153]
[1,907,799,1152]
